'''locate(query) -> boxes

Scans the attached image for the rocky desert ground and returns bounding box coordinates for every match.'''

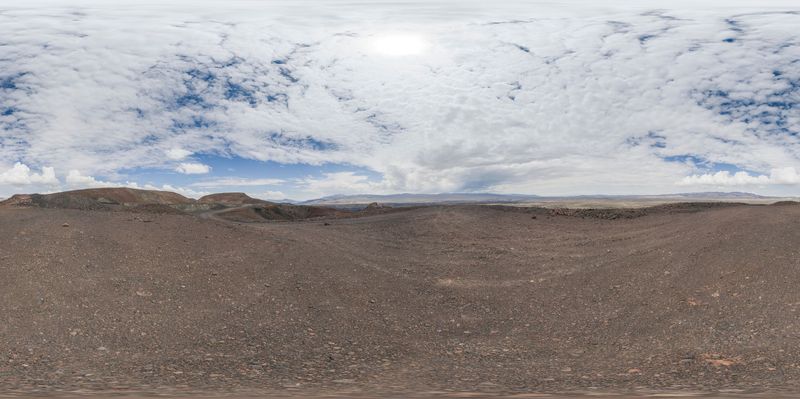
[3,189,800,397]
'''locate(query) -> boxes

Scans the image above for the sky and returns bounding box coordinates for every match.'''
[1,0,800,200]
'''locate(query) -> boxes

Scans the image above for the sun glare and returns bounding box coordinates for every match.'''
[369,34,429,56]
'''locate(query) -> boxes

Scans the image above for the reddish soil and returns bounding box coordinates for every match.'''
[2,202,800,396]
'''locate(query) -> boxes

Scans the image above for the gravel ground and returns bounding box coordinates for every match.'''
[3,204,800,396]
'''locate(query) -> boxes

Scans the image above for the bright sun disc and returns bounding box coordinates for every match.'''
[369,34,429,56]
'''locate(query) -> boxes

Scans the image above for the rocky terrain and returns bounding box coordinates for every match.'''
[0,188,387,222]
[0,188,193,211]
[198,192,271,206]
[2,190,800,397]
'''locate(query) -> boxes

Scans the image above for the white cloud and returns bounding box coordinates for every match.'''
[65,170,118,188]
[66,170,157,190]
[0,163,58,186]
[1,3,800,196]
[150,183,210,199]
[679,167,800,186]
[65,170,210,198]
[254,190,288,200]
[191,177,284,187]
[0,163,210,199]
[166,148,193,160]
[175,162,211,174]
[298,172,392,198]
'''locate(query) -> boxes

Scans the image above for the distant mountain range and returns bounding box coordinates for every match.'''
[300,191,776,206]
[301,193,542,205]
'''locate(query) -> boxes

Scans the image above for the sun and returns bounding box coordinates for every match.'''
[368,34,429,56]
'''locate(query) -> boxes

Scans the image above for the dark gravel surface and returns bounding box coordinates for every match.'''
[3,204,800,397]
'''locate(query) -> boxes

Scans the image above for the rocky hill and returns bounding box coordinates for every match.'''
[0,188,377,222]
[0,188,193,211]
[198,192,270,205]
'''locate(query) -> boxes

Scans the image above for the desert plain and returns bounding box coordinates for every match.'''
[2,188,800,398]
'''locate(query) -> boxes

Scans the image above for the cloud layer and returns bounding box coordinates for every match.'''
[175,162,211,174]
[680,167,800,186]
[1,1,800,198]
[0,163,57,186]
